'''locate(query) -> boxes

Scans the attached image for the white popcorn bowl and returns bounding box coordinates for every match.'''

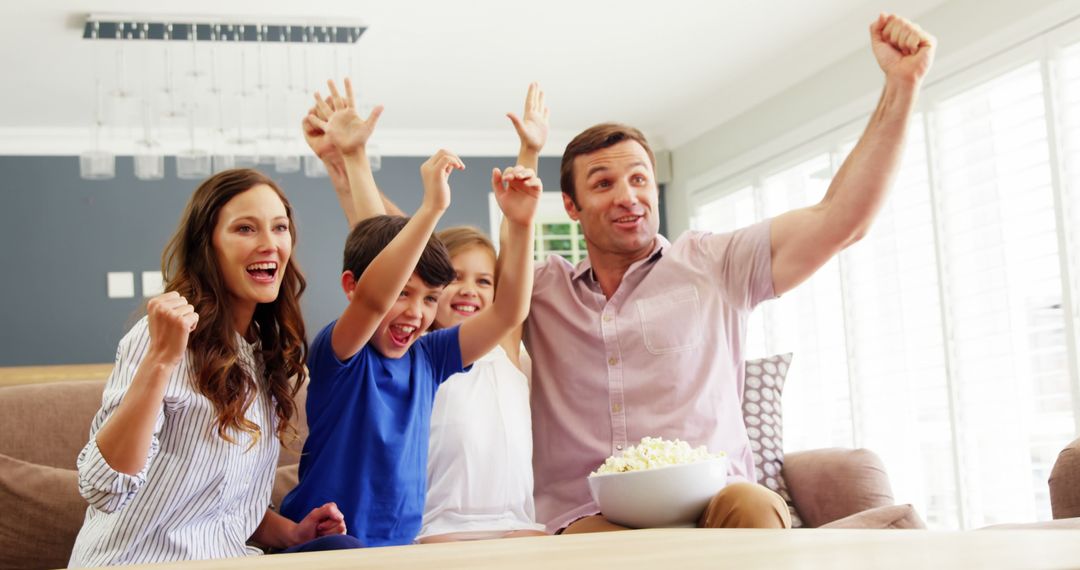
[587,457,729,528]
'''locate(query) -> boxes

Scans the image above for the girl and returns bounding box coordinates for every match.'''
[416,227,546,542]
[69,169,362,567]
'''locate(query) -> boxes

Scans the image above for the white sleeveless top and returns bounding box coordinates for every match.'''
[418,345,544,538]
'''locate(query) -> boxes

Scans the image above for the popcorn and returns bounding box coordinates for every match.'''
[589,436,725,476]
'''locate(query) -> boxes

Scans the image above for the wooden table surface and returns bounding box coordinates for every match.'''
[0,363,112,387]
[109,528,1080,570]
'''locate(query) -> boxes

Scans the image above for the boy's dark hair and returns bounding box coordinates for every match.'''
[343,215,456,288]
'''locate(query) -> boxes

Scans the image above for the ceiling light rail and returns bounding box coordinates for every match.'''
[83,15,366,44]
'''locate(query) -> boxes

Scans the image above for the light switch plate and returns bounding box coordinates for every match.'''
[142,271,164,297]
[107,272,135,299]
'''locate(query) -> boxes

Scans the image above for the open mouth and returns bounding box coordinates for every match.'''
[246,261,279,283]
[613,215,643,229]
[451,303,481,316]
[388,324,417,347]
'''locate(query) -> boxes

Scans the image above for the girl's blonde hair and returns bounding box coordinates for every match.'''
[437,226,497,277]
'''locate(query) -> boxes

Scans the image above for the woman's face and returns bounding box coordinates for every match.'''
[211,184,293,323]
[434,246,496,329]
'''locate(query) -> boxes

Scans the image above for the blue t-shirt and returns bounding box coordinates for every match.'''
[280,320,467,547]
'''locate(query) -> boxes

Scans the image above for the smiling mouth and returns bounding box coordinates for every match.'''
[246,262,279,283]
[451,303,480,316]
[613,215,643,226]
[388,324,417,347]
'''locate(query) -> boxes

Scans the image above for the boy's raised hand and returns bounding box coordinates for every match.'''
[307,79,384,156]
[420,149,464,213]
[492,166,541,227]
[507,82,550,154]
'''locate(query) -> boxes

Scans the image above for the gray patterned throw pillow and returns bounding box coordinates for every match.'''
[743,353,802,527]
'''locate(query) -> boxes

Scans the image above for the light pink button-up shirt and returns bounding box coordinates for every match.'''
[524,220,774,532]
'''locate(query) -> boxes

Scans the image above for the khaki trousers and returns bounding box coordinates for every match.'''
[562,482,792,534]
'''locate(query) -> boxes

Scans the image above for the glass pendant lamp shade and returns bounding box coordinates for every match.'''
[303,155,328,178]
[367,143,382,173]
[134,152,165,180]
[79,151,116,180]
[177,150,212,179]
[213,154,236,173]
[275,155,301,173]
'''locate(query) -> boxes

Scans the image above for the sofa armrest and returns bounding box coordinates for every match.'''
[782,447,894,528]
[1049,436,1080,520]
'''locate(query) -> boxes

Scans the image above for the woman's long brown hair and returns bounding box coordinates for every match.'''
[161,168,307,446]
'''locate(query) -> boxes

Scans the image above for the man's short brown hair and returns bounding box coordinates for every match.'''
[559,123,656,206]
[343,215,455,288]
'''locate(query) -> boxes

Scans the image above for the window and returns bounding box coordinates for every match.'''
[691,35,1080,529]
[489,192,588,264]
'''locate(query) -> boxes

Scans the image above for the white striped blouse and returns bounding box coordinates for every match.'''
[68,317,281,567]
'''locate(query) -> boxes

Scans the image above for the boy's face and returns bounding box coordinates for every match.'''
[370,272,444,358]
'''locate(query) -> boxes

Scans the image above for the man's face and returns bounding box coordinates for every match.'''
[564,139,660,259]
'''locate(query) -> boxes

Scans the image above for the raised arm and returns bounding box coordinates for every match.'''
[499,83,549,358]
[94,293,197,475]
[302,97,357,224]
[309,78,386,225]
[330,150,462,360]
[499,83,548,262]
[460,166,539,366]
[508,82,550,171]
[770,14,935,296]
[306,80,404,224]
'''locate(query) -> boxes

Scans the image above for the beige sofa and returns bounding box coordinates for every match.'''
[1049,436,1080,520]
[0,375,913,569]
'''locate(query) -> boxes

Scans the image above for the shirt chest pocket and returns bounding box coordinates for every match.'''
[635,285,705,355]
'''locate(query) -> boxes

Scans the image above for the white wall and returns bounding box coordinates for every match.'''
[666,0,1078,237]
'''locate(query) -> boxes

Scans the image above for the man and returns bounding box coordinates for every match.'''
[524,13,935,533]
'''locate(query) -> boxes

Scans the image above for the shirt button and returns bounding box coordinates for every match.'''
[616,444,623,451]
[612,403,622,413]
[603,314,613,322]
[608,357,618,366]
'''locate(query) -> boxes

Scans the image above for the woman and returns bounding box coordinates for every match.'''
[416,227,546,542]
[69,169,362,567]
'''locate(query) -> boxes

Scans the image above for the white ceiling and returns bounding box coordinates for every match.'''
[0,0,949,156]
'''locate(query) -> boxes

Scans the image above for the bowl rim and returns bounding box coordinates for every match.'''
[587,456,728,479]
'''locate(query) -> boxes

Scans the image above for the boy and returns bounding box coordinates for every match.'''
[279,142,540,546]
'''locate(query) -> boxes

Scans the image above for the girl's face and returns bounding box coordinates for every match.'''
[434,246,496,329]
[211,184,293,325]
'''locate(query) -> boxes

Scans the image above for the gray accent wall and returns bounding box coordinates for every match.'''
[0,155,561,366]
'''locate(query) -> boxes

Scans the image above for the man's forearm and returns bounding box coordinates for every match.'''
[820,78,919,244]
[325,159,359,227]
[343,150,387,223]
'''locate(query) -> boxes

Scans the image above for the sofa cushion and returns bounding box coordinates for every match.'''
[819,504,925,529]
[782,447,894,527]
[272,463,299,512]
[1049,437,1080,520]
[277,380,309,467]
[0,453,86,570]
[0,380,106,469]
[742,353,801,527]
